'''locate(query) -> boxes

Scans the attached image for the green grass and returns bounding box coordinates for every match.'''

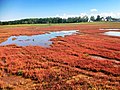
[0,24,51,28]
[0,22,120,28]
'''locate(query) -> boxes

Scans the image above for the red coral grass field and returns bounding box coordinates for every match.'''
[0,23,120,90]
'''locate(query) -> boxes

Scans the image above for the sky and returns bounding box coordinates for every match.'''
[0,0,120,21]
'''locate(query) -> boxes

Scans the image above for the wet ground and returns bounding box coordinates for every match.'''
[0,23,120,90]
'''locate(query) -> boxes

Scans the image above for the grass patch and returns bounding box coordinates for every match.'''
[0,22,120,28]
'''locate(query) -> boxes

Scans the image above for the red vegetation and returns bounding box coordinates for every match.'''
[0,23,120,89]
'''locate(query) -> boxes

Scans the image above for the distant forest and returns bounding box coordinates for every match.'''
[0,15,120,25]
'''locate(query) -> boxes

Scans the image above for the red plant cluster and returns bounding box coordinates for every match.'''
[0,23,120,89]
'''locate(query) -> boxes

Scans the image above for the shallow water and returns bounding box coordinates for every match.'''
[0,30,79,47]
[100,28,120,30]
[104,31,120,37]
[90,55,119,63]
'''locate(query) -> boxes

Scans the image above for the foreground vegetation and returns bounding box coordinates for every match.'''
[0,22,120,89]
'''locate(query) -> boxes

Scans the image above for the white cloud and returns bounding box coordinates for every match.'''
[54,12,120,19]
[90,9,98,12]
[55,13,80,19]
[89,12,120,18]
[80,13,87,17]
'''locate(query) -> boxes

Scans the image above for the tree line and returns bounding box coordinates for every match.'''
[0,15,119,25]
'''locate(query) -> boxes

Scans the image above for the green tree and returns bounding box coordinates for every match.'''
[96,15,101,21]
[90,16,95,21]
[82,16,89,22]
[106,16,112,21]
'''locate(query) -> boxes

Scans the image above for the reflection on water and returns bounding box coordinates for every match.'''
[0,30,79,47]
[104,31,120,37]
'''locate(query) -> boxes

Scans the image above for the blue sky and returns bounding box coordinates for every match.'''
[0,0,120,21]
